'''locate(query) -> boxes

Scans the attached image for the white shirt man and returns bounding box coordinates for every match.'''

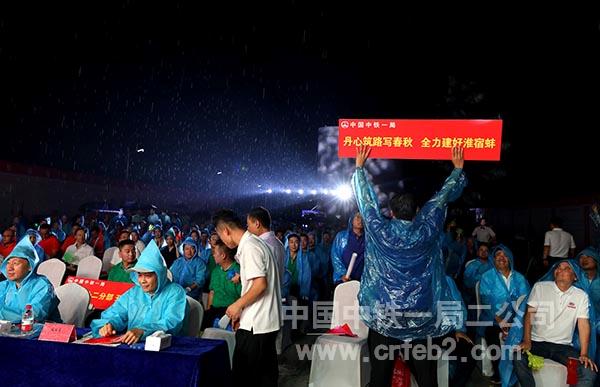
[258,231,285,290]
[64,242,94,266]
[544,227,576,259]
[237,231,282,333]
[214,209,282,386]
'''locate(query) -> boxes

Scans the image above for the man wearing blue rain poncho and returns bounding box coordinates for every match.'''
[170,237,206,300]
[578,248,600,364]
[331,212,366,284]
[0,236,61,322]
[500,260,598,387]
[478,244,530,384]
[91,240,187,345]
[353,145,467,387]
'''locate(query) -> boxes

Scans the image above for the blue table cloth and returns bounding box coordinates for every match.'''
[0,328,231,386]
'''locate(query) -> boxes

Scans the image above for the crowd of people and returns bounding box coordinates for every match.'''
[1,145,599,386]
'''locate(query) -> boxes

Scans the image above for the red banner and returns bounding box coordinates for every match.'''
[338,119,502,160]
[66,276,134,310]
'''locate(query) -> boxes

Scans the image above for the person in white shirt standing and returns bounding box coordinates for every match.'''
[246,206,285,292]
[472,217,496,245]
[543,217,576,267]
[213,209,282,387]
[515,261,597,387]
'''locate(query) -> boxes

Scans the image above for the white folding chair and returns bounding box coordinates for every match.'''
[102,246,119,273]
[309,280,370,387]
[185,296,204,337]
[533,359,569,386]
[202,328,235,369]
[37,258,66,288]
[474,281,494,377]
[55,283,91,327]
[76,256,102,279]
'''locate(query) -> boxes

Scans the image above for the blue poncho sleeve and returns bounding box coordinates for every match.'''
[331,230,348,283]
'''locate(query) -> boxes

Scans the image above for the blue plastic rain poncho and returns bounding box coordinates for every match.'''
[443,232,467,278]
[91,240,187,339]
[316,237,332,276]
[499,260,597,387]
[169,237,206,300]
[577,248,600,325]
[352,166,467,340]
[331,217,366,283]
[463,255,494,290]
[25,229,47,262]
[282,237,312,300]
[446,275,468,333]
[0,236,60,323]
[477,245,530,337]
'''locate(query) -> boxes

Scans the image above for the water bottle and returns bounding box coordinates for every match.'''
[21,304,34,333]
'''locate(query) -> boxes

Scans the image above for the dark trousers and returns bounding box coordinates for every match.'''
[448,334,476,386]
[202,307,227,330]
[484,325,502,379]
[514,341,596,387]
[367,329,439,387]
[233,328,279,387]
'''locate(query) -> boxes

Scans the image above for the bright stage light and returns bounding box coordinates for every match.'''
[335,184,353,201]
[298,189,304,195]
[284,189,292,194]
[266,188,273,194]
[310,189,317,195]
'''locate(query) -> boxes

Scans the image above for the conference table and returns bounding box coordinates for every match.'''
[0,327,232,386]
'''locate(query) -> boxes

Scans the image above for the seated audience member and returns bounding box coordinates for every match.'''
[170,237,206,300]
[26,229,47,262]
[89,224,105,258]
[203,239,241,329]
[514,260,598,386]
[0,228,17,259]
[0,236,61,322]
[91,240,187,344]
[38,223,61,259]
[63,228,94,270]
[108,240,137,284]
[130,230,145,257]
[478,244,530,384]
[110,229,133,268]
[160,232,179,268]
[60,224,80,255]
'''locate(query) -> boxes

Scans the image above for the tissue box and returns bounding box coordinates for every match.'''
[144,332,172,352]
[0,320,10,333]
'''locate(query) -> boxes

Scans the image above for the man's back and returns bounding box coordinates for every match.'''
[544,228,575,258]
[352,164,467,340]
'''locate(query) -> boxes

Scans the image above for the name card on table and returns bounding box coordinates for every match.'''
[338,119,503,160]
[65,276,134,310]
[38,323,76,343]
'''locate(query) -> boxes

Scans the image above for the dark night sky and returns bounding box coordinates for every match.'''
[1,3,599,205]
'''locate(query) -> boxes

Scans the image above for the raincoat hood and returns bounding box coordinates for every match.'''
[181,237,199,258]
[0,236,41,283]
[25,229,42,245]
[127,240,169,294]
[577,247,600,278]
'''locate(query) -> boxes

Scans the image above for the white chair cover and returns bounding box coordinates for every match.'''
[185,296,203,337]
[102,246,119,273]
[202,328,235,368]
[76,256,102,279]
[309,280,370,387]
[37,258,66,289]
[55,283,91,327]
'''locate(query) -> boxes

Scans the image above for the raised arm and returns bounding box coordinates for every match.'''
[352,146,386,233]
